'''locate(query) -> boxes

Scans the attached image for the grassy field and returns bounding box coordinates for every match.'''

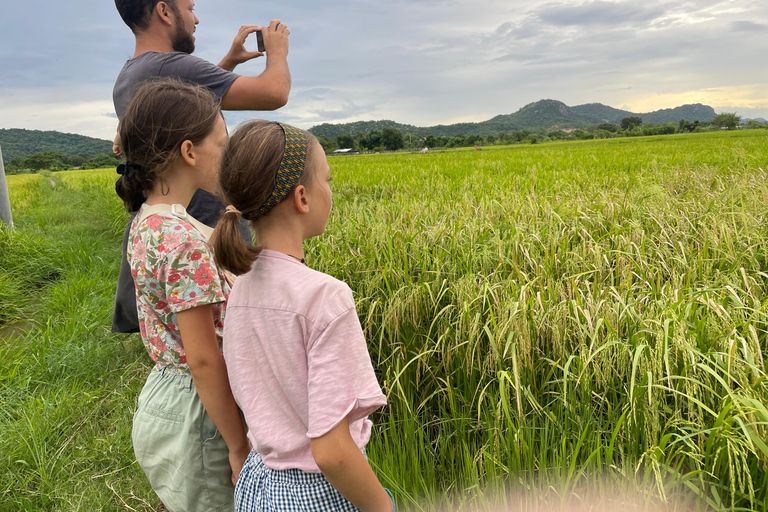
[1,130,767,511]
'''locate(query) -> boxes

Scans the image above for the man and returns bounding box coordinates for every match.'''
[112,0,291,333]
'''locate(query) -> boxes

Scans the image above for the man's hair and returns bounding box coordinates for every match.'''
[115,0,177,33]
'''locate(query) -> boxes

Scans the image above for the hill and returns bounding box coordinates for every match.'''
[0,129,113,164]
[308,100,718,139]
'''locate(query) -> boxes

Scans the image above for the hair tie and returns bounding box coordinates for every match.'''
[116,162,143,179]
[224,205,242,217]
[246,122,307,220]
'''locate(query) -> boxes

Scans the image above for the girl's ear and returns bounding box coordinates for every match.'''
[292,185,310,214]
[180,140,196,167]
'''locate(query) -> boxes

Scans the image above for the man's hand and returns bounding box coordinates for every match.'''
[113,133,123,157]
[260,19,290,59]
[218,25,264,72]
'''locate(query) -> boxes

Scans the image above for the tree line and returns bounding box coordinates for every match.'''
[3,151,122,175]
[317,113,759,154]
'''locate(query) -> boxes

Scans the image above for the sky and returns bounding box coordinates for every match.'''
[1,0,767,141]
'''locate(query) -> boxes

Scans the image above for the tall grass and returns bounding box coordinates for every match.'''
[1,130,766,510]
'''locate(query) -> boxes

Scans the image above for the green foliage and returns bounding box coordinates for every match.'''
[621,117,643,130]
[5,151,120,174]
[316,136,338,153]
[0,128,113,164]
[713,112,741,130]
[597,123,620,133]
[336,133,356,150]
[381,128,404,151]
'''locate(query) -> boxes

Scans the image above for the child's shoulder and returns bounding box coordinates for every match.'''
[132,211,206,247]
[236,251,356,326]
[286,267,355,329]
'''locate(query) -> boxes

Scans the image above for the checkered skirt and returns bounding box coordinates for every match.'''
[235,450,362,512]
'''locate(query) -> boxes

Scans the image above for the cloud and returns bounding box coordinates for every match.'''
[1,0,767,139]
[535,1,670,27]
[731,20,767,31]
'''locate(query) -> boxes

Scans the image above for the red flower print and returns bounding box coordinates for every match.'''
[158,244,166,252]
[156,301,168,310]
[193,264,215,286]
[169,274,181,283]
[181,269,189,276]
[146,216,162,230]
[133,242,147,261]
[150,352,159,361]
[191,252,203,261]
[131,269,138,278]
[179,355,187,364]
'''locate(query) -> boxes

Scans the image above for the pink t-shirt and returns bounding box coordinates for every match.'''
[223,250,386,472]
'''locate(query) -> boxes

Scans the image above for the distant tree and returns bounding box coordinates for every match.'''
[23,151,68,171]
[67,154,87,167]
[621,117,643,130]
[359,131,382,151]
[547,131,567,140]
[424,135,437,148]
[597,123,619,133]
[745,119,765,130]
[712,113,741,130]
[316,136,338,153]
[81,153,121,169]
[485,134,497,144]
[572,130,594,140]
[336,134,355,150]
[381,128,404,151]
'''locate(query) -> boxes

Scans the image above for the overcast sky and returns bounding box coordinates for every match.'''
[1,0,766,140]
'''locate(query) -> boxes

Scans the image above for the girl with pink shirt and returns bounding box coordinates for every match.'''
[210,120,395,512]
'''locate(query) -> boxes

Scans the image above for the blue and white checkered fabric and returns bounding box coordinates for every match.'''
[235,450,363,512]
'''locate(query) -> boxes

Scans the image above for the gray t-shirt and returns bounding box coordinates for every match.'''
[113,51,240,120]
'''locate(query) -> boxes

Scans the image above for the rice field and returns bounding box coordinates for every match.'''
[1,130,767,511]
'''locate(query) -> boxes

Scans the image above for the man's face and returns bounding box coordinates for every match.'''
[170,0,198,54]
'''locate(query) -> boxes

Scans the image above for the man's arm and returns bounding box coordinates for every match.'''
[220,19,291,111]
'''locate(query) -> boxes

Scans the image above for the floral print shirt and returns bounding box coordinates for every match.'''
[127,204,230,375]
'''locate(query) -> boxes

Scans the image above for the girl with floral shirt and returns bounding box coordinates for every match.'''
[116,79,249,512]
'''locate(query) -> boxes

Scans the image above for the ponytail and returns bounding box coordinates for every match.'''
[210,209,261,276]
[115,163,154,213]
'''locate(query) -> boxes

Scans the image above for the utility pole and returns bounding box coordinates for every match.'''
[0,145,13,230]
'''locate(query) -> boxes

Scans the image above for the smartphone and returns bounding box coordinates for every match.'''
[256,30,265,52]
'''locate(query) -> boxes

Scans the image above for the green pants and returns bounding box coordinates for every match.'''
[133,367,234,512]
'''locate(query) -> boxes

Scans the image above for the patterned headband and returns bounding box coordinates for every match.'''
[245,122,308,220]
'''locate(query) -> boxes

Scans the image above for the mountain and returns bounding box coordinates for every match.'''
[308,100,718,139]
[0,129,113,164]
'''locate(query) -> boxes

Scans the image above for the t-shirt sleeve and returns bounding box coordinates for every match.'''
[306,305,386,439]
[159,53,240,100]
[159,236,227,313]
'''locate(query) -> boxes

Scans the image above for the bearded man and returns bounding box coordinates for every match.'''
[114,0,290,133]
[111,0,291,333]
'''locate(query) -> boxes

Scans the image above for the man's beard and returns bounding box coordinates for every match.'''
[170,11,195,54]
